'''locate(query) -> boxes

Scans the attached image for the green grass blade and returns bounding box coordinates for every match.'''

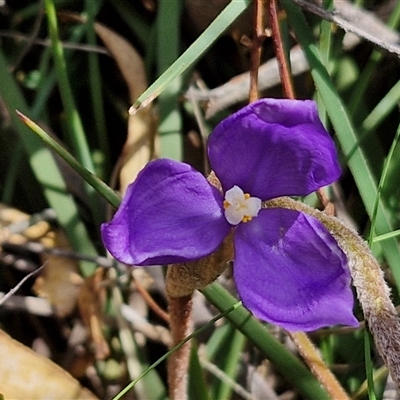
[113,298,243,400]
[0,50,97,276]
[110,0,151,48]
[373,229,400,243]
[348,0,400,121]
[368,122,400,244]
[44,0,95,172]
[205,323,244,398]
[156,0,183,160]
[1,141,24,204]
[129,0,251,113]
[363,79,400,133]
[364,329,377,399]
[44,0,104,226]
[346,78,400,167]
[213,326,245,400]
[84,0,110,177]
[17,112,121,209]
[188,341,210,400]
[202,283,331,400]
[316,0,334,125]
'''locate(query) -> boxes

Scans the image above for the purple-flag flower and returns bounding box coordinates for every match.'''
[101,98,359,332]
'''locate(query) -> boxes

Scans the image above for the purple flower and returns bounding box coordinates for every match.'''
[101,98,359,331]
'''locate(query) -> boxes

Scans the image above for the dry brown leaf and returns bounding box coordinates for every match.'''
[33,229,83,317]
[77,267,109,360]
[92,22,146,103]
[91,19,158,194]
[119,107,157,194]
[0,204,51,245]
[60,13,158,194]
[0,204,82,317]
[0,328,98,399]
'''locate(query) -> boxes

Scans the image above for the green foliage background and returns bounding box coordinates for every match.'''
[1,0,400,398]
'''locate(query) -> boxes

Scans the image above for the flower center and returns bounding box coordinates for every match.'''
[223,185,262,225]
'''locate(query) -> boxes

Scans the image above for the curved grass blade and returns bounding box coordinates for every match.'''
[44,0,95,173]
[112,299,243,400]
[373,229,400,243]
[129,0,252,114]
[0,50,97,277]
[44,0,104,226]
[202,283,331,400]
[368,122,400,245]
[188,342,210,400]
[156,0,183,160]
[16,111,121,210]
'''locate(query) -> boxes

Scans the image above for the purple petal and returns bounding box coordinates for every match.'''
[208,98,341,199]
[233,208,358,331]
[101,159,231,266]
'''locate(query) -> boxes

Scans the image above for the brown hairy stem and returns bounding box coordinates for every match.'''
[268,197,400,387]
[288,332,350,399]
[165,219,234,399]
[167,295,193,400]
[164,172,233,398]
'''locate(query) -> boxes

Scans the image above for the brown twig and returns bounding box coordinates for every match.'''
[185,46,309,118]
[249,0,267,102]
[10,0,45,72]
[288,331,351,400]
[133,276,170,323]
[291,0,400,58]
[0,262,46,307]
[317,189,335,215]
[269,0,332,210]
[268,0,295,99]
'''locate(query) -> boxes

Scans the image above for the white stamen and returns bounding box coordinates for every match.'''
[223,185,262,225]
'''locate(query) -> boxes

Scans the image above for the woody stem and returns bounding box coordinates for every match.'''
[166,294,193,400]
[269,0,295,99]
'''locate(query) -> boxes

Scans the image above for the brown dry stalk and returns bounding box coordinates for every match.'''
[268,0,295,99]
[288,331,350,399]
[249,0,267,102]
[133,276,170,323]
[166,295,193,400]
[164,174,233,398]
[164,244,233,398]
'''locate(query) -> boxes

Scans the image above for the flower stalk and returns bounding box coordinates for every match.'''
[249,0,267,102]
[268,197,400,387]
[268,0,295,99]
[166,295,193,400]
[165,177,234,399]
[287,331,350,400]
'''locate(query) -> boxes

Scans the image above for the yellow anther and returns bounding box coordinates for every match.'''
[223,200,231,209]
[244,193,251,199]
[242,215,252,223]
